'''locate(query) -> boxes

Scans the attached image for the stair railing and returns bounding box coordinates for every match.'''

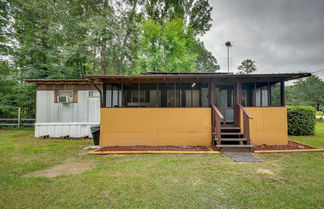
[237,104,253,144]
[211,104,224,145]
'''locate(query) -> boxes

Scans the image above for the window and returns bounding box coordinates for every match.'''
[89,90,100,98]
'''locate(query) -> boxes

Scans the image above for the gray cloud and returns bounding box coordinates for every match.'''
[202,0,324,78]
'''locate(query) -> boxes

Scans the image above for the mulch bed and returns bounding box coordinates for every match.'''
[95,145,210,152]
[255,140,316,150]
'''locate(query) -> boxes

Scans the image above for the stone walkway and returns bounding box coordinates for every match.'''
[224,152,263,162]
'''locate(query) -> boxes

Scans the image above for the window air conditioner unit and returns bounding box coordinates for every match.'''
[57,95,71,103]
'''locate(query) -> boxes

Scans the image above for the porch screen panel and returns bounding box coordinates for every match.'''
[123,83,139,107]
[178,83,192,107]
[200,83,209,107]
[160,83,179,107]
[105,84,122,107]
[140,83,160,107]
[256,83,269,107]
[241,83,254,107]
[271,83,281,106]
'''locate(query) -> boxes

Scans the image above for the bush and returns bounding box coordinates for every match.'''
[287,106,316,135]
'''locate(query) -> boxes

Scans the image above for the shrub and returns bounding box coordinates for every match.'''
[287,106,316,135]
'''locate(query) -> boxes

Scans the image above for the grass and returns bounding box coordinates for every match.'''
[316,111,323,116]
[0,128,324,209]
[290,120,324,148]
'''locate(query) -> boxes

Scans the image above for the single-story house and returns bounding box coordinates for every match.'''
[26,79,101,138]
[83,72,311,151]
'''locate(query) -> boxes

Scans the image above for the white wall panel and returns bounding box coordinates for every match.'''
[36,91,54,123]
[35,89,100,138]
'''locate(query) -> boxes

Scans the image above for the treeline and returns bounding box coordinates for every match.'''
[286,75,324,111]
[0,0,219,118]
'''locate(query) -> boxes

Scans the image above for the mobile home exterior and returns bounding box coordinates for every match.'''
[85,72,311,151]
[27,79,101,138]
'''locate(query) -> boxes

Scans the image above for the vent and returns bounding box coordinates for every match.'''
[57,95,71,103]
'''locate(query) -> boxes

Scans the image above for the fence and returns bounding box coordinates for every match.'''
[0,107,35,128]
[0,118,35,127]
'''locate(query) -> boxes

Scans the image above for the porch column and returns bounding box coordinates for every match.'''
[234,81,242,127]
[280,81,285,106]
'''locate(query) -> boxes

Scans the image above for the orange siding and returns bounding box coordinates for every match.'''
[242,107,288,145]
[100,108,211,147]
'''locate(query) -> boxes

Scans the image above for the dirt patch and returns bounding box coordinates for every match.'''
[96,145,210,152]
[99,190,111,197]
[24,159,95,178]
[255,140,316,150]
[106,172,149,178]
[256,168,275,176]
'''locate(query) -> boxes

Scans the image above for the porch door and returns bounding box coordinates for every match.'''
[215,85,234,125]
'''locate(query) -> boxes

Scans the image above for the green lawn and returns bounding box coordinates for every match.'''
[290,120,324,148]
[0,129,324,209]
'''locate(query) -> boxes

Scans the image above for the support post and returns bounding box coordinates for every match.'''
[280,81,285,106]
[17,107,21,128]
[235,81,241,127]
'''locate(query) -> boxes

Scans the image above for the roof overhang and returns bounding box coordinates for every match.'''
[25,79,98,85]
[83,72,312,83]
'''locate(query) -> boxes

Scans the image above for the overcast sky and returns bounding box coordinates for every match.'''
[202,0,324,78]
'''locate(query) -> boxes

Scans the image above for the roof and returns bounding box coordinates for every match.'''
[25,79,92,84]
[83,72,311,82]
[140,72,232,75]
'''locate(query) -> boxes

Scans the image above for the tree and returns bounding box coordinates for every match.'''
[192,40,220,72]
[134,18,197,73]
[237,59,257,74]
[286,76,324,110]
[0,0,219,117]
[143,0,213,35]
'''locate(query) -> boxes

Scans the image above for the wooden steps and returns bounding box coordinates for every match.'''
[214,126,254,152]
[220,138,247,142]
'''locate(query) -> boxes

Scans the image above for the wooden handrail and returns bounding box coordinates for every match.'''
[211,104,224,120]
[237,104,253,119]
[211,104,224,145]
[237,104,253,144]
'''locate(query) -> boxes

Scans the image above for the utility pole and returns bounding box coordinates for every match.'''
[225,41,232,73]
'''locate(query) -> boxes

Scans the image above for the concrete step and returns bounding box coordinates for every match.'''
[216,144,255,152]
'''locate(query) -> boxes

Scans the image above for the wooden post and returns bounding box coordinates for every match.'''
[235,81,241,127]
[280,81,285,106]
[17,107,21,128]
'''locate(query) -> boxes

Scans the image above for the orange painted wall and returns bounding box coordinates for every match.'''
[241,107,288,145]
[100,108,212,147]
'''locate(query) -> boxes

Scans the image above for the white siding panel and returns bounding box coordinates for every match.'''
[36,91,54,123]
[78,91,89,122]
[35,89,101,138]
[88,98,100,122]
[35,123,98,138]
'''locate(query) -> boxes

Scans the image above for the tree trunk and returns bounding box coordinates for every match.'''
[100,45,108,74]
